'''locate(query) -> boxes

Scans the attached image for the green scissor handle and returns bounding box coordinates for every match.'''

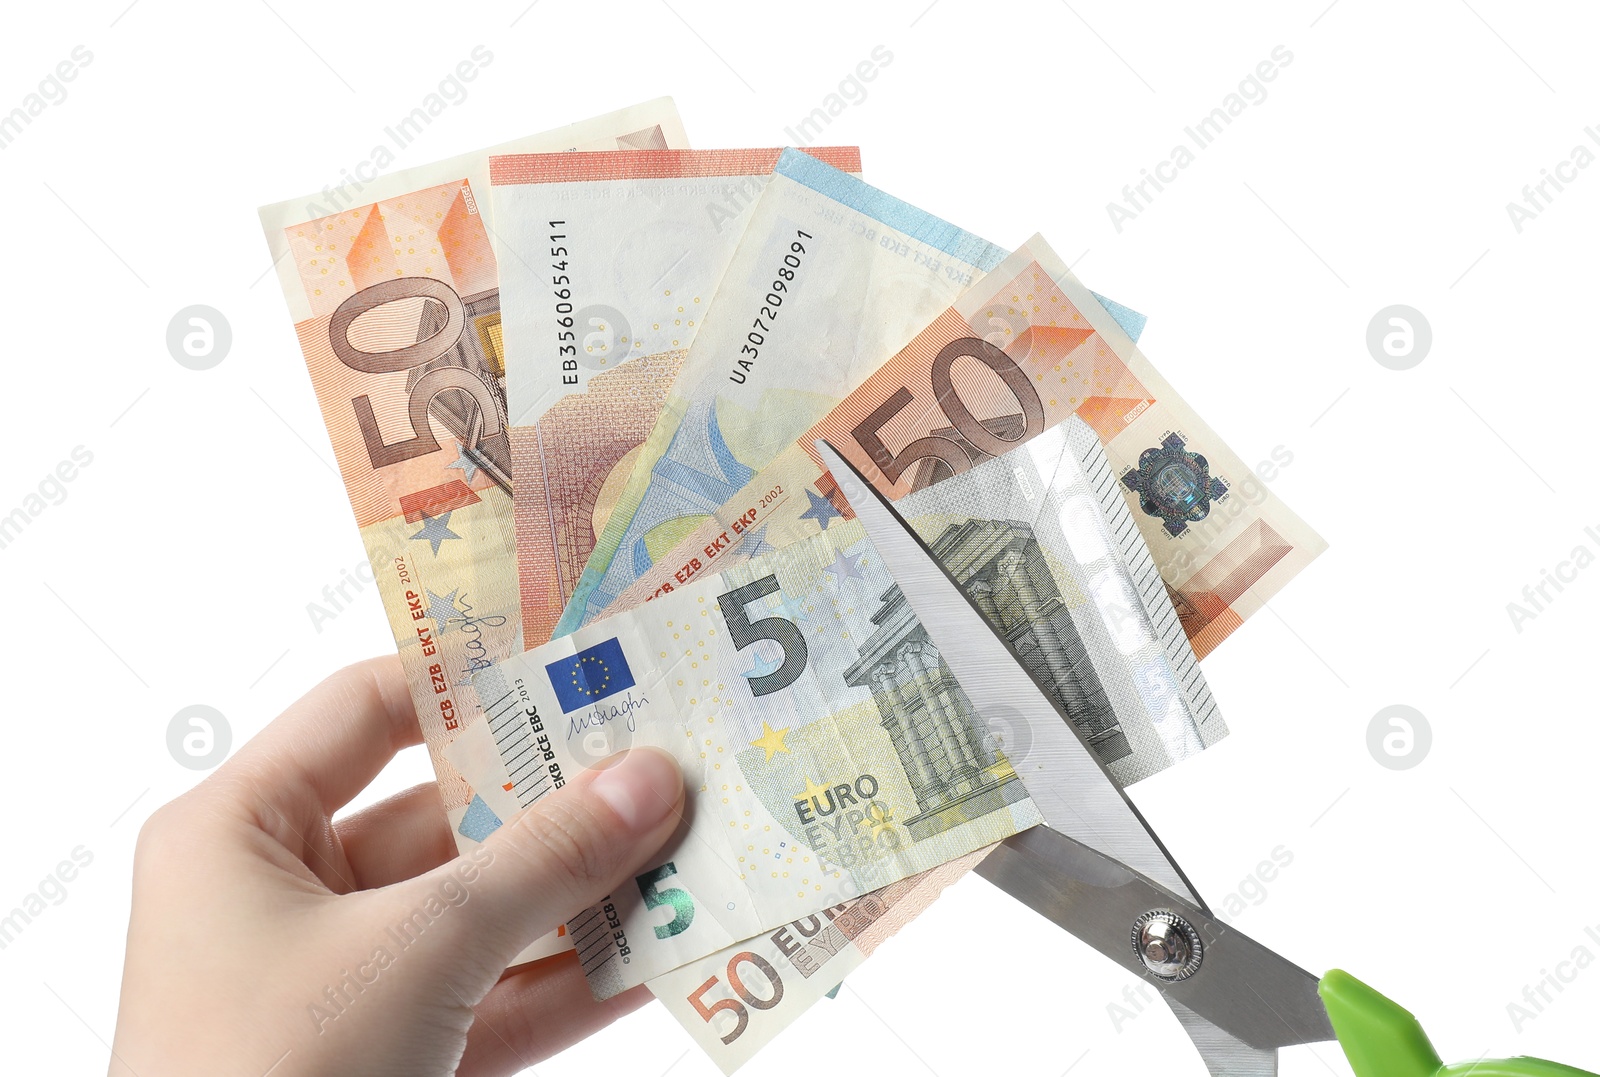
[1319,969,1597,1077]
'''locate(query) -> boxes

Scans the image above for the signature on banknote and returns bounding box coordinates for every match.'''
[567,692,650,741]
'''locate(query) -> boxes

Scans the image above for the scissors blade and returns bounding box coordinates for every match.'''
[816,439,1201,905]
[977,827,1335,1068]
[1167,1000,1281,1077]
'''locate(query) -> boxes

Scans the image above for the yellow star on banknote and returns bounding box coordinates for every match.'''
[867,803,895,839]
[750,721,791,761]
[795,774,831,804]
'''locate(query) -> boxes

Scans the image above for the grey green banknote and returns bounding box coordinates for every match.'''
[648,415,1224,1069]
[468,414,1220,1002]
[892,414,1228,779]
[476,520,1042,998]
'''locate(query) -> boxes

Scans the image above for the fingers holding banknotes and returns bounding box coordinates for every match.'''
[109,655,686,1077]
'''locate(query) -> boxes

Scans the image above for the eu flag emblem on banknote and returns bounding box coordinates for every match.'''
[546,638,636,713]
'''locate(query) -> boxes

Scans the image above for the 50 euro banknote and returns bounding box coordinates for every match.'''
[259,99,689,960]
[487,147,861,650]
[649,848,990,1073]
[595,234,1324,659]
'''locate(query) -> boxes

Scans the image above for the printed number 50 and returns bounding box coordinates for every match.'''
[850,336,1043,485]
[637,862,695,939]
[329,277,502,470]
[689,951,785,1044]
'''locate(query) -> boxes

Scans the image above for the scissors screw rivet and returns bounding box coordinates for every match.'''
[1132,910,1203,981]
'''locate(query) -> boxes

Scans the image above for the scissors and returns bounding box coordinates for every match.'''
[816,438,1594,1077]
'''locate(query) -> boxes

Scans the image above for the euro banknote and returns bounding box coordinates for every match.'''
[630,413,1226,1066]
[473,520,1042,997]
[597,234,1325,658]
[892,415,1229,777]
[261,99,685,329]
[259,99,689,960]
[469,416,1219,998]
[648,848,991,1073]
[487,147,862,649]
[553,148,1010,636]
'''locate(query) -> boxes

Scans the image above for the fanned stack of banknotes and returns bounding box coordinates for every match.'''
[259,97,1325,1072]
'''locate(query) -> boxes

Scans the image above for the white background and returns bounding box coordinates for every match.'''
[2,1,1597,1074]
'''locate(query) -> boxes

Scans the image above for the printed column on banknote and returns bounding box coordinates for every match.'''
[486,147,862,650]
[553,148,1011,637]
[637,414,1227,1070]
[605,234,1325,658]
[258,100,688,902]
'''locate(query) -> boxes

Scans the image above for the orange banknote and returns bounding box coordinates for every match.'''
[258,100,689,839]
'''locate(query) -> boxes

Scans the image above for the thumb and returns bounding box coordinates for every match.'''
[410,747,685,979]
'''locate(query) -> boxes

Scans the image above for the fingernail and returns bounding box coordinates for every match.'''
[589,748,682,832]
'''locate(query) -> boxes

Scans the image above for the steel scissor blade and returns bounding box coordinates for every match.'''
[816,439,1201,906]
[978,827,1336,1069]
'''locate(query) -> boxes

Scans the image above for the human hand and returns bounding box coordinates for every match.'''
[109,656,686,1077]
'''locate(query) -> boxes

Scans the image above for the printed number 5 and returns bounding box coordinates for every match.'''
[717,575,808,697]
[637,862,695,939]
